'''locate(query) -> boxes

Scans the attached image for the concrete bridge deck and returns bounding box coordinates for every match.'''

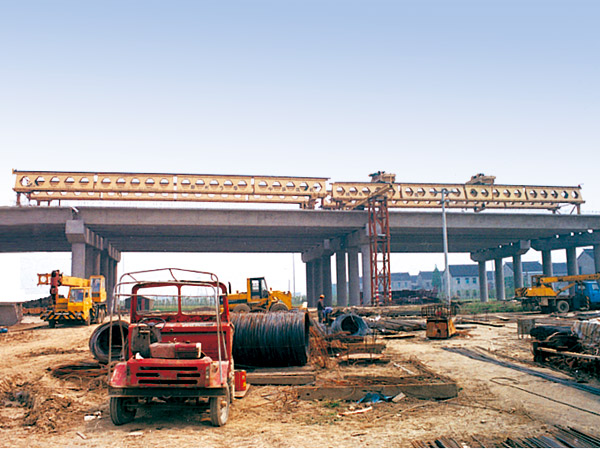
[2,206,599,253]
[2,206,600,306]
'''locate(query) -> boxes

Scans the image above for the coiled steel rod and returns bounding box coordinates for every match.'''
[231,311,310,367]
[89,320,129,364]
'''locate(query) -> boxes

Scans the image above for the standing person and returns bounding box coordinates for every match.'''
[317,294,325,323]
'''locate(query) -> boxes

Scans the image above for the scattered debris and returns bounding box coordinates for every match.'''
[338,405,372,416]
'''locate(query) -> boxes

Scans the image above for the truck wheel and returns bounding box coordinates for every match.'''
[269,302,289,312]
[556,300,570,314]
[209,387,230,427]
[110,397,136,425]
[233,304,251,313]
[540,306,551,314]
[48,320,56,329]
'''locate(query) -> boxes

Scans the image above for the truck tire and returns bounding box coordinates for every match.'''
[209,386,230,427]
[110,397,136,425]
[556,300,570,314]
[540,305,551,314]
[269,302,289,312]
[48,320,56,329]
[233,304,251,313]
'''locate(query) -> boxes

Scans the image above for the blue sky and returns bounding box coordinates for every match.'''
[1,1,599,300]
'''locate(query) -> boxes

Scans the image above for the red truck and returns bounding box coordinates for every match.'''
[107,269,246,427]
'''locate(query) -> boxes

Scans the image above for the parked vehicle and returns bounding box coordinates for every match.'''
[107,268,246,427]
[516,273,600,313]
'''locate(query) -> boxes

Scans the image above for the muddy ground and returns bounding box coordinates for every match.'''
[1,312,599,448]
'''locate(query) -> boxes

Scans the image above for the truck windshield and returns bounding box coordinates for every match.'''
[70,289,85,303]
[91,277,103,292]
[133,284,220,316]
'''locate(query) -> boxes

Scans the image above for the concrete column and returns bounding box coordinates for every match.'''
[542,250,553,276]
[347,247,360,306]
[71,243,86,278]
[360,244,371,305]
[513,254,523,290]
[93,249,101,275]
[84,246,96,278]
[108,259,118,311]
[566,247,578,295]
[313,258,323,304]
[100,252,109,280]
[494,258,505,301]
[478,261,489,303]
[335,251,348,307]
[322,255,333,307]
[594,244,600,273]
[305,261,315,307]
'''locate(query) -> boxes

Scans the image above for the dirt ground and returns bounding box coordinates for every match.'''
[1,312,599,448]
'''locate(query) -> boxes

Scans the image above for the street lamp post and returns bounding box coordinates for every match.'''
[441,188,451,307]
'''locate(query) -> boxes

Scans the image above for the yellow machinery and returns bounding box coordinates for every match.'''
[421,304,458,339]
[515,273,600,313]
[38,270,107,327]
[228,277,292,313]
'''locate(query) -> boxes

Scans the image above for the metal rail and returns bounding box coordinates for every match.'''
[12,170,584,212]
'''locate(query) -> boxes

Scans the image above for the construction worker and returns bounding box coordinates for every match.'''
[317,294,325,323]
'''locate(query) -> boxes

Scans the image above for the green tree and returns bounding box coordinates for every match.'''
[432,266,442,292]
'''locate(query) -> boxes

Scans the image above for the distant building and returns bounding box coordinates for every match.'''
[442,264,481,299]
[390,272,413,290]
[416,271,434,290]
[578,248,597,274]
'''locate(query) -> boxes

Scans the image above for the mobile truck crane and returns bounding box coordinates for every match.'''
[38,270,107,327]
[515,273,600,314]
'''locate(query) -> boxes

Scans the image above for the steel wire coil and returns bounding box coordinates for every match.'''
[231,311,310,367]
[331,313,370,336]
[89,320,129,364]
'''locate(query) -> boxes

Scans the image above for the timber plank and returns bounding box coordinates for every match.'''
[245,373,316,385]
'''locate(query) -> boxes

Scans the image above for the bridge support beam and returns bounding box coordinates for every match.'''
[513,254,524,289]
[494,258,505,301]
[478,261,489,303]
[313,258,323,304]
[335,251,348,307]
[322,255,333,307]
[471,240,529,302]
[305,260,315,307]
[542,250,553,277]
[65,220,120,289]
[361,244,371,305]
[348,247,360,306]
[566,247,579,294]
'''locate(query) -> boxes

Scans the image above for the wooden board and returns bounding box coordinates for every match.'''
[296,383,458,401]
[245,372,316,385]
[338,353,391,365]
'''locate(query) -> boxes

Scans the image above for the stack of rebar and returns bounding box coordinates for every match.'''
[411,426,600,448]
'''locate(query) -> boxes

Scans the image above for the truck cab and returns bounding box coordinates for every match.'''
[581,281,600,308]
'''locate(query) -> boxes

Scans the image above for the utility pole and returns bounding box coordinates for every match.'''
[441,188,451,307]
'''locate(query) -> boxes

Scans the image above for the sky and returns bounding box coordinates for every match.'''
[1,0,599,301]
